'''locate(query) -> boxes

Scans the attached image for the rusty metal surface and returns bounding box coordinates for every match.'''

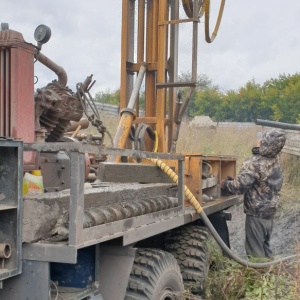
[120,1,201,153]
[0,31,36,167]
[156,0,168,153]
[144,0,157,134]
[0,29,33,52]
[35,80,83,142]
[24,142,184,160]
[137,0,145,65]
[66,118,90,132]
[35,52,68,87]
[120,0,135,110]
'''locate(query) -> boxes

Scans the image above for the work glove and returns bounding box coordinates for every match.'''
[252,146,260,155]
[221,176,234,196]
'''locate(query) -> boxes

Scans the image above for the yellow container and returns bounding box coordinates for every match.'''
[31,169,42,176]
[23,170,44,196]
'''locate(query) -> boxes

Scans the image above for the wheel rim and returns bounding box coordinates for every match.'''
[159,288,178,300]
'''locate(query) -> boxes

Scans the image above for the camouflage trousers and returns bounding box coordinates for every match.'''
[245,214,274,258]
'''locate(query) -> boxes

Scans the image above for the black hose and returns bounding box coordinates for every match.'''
[200,211,297,268]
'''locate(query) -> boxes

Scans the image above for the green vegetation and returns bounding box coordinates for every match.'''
[94,72,300,123]
[205,244,300,300]
[94,89,120,106]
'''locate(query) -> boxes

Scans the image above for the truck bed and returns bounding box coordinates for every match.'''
[23,181,238,264]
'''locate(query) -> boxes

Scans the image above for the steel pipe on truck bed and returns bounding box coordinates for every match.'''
[256,119,300,131]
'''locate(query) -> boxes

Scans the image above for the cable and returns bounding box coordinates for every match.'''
[181,0,225,43]
[76,81,113,146]
[50,281,59,300]
[153,131,158,153]
[204,0,226,43]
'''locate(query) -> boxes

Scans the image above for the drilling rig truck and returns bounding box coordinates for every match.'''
[0,1,239,299]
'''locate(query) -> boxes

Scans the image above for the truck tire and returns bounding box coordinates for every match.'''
[125,248,184,300]
[164,224,210,295]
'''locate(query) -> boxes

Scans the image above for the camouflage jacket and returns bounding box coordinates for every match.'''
[222,129,286,219]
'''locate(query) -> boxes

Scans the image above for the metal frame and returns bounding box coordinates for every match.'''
[0,140,23,282]
[22,142,239,264]
[23,142,186,263]
[120,0,200,153]
[0,260,50,299]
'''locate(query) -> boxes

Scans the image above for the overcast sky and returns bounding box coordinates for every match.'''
[1,0,300,94]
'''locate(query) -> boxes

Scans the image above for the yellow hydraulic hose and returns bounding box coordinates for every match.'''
[148,158,203,214]
[153,131,159,153]
[181,0,226,43]
[204,0,226,43]
[149,157,298,268]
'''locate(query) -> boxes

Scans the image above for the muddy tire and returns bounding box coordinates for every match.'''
[165,224,210,295]
[125,248,184,300]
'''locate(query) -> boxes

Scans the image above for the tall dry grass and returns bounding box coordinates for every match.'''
[176,122,260,168]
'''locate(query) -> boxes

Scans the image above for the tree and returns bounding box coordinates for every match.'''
[92,72,300,124]
[262,73,300,122]
[193,87,222,120]
[94,89,120,105]
[177,72,216,117]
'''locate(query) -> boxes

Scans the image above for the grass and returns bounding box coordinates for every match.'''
[205,244,300,300]
[176,122,260,167]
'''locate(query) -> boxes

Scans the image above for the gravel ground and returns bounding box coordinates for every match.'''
[227,200,300,258]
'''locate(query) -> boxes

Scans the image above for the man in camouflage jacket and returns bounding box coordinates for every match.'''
[222,129,286,258]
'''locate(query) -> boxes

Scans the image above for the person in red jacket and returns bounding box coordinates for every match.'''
[222,129,286,258]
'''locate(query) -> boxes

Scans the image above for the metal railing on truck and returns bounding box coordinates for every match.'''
[22,142,185,264]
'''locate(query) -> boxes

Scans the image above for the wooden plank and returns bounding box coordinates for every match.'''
[98,162,173,183]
